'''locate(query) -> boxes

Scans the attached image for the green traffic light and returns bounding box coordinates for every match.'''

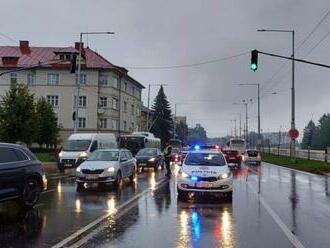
[250,63,257,71]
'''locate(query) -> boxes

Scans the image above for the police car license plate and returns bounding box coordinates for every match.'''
[86,175,98,180]
[198,182,213,188]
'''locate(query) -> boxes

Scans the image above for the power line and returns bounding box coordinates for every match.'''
[304,29,330,57]
[296,9,330,51]
[125,51,249,70]
[0,32,17,44]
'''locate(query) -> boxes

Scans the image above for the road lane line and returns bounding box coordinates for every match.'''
[41,189,56,194]
[52,177,168,248]
[247,182,306,248]
[263,162,320,177]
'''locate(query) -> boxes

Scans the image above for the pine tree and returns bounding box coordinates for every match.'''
[150,85,173,148]
[301,120,316,149]
[311,114,330,149]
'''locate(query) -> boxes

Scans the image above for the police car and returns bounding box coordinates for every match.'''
[177,146,233,201]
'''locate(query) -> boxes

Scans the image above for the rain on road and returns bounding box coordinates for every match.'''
[1,163,330,248]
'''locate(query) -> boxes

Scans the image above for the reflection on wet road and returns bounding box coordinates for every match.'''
[0,167,166,248]
[1,163,330,247]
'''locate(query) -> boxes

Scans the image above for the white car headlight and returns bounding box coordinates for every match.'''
[148,158,156,162]
[180,171,189,178]
[79,151,88,158]
[107,167,115,173]
[58,151,63,157]
[221,173,229,179]
[76,167,81,172]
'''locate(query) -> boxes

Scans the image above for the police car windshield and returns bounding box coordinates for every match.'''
[185,152,226,166]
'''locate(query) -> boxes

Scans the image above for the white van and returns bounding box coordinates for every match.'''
[58,133,117,171]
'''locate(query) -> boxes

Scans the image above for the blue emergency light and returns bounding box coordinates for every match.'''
[194,145,200,150]
[191,176,198,181]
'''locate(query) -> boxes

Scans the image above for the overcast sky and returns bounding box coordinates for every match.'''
[1,0,330,137]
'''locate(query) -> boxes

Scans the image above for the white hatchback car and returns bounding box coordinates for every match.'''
[76,149,136,191]
[177,149,233,200]
[243,149,261,165]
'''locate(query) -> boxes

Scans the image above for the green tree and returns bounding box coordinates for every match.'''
[0,84,36,145]
[176,121,188,145]
[311,114,330,149]
[35,97,59,148]
[301,120,316,149]
[150,85,173,148]
[187,124,208,145]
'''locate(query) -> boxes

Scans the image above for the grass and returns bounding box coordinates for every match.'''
[262,152,330,175]
[35,152,56,162]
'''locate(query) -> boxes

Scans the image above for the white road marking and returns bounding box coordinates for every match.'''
[263,162,321,177]
[247,182,306,248]
[51,177,168,248]
[41,189,56,194]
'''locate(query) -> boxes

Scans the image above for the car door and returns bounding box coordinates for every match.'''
[0,147,26,199]
[156,149,162,166]
[119,152,129,177]
[126,151,135,176]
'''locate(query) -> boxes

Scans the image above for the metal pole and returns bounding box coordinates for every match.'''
[239,113,242,138]
[245,102,248,147]
[257,83,261,149]
[291,31,296,160]
[174,103,177,138]
[146,84,150,131]
[234,119,237,138]
[74,33,83,133]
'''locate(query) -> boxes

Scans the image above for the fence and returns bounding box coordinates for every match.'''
[263,146,329,162]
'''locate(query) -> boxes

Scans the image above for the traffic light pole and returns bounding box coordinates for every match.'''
[74,33,83,133]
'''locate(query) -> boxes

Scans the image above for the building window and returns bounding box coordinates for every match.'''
[10,73,17,84]
[131,104,134,115]
[136,107,140,116]
[99,97,107,108]
[132,86,135,96]
[100,118,107,129]
[99,74,108,85]
[136,89,141,100]
[78,117,86,128]
[123,121,127,131]
[124,82,127,92]
[113,77,118,88]
[124,101,127,112]
[27,73,35,85]
[109,119,118,129]
[112,98,118,110]
[76,74,87,85]
[131,122,135,131]
[47,95,59,108]
[74,96,87,108]
[47,73,59,85]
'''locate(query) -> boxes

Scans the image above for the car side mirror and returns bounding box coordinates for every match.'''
[120,158,128,162]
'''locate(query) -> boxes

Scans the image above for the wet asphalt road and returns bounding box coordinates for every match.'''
[1,162,330,248]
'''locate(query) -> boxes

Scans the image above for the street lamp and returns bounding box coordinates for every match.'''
[257,28,296,159]
[239,83,261,150]
[146,84,167,131]
[173,102,189,139]
[74,31,115,133]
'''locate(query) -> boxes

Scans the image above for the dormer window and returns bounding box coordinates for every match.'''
[57,53,77,61]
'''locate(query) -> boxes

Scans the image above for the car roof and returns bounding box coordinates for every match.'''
[96,149,129,152]
[189,149,221,154]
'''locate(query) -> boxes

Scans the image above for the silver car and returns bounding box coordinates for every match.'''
[76,149,136,191]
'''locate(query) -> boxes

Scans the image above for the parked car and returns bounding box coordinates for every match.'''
[0,143,47,208]
[177,149,233,201]
[222,149,242,168]
[243,149,261,165]
[76,149,136,191]
[135,148,164,170]
[58,133,118,171]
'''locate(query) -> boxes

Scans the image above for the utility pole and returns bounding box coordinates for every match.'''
[73,31,114,133]
[174,103,177,139]
[257,29,295,159]
[239,113,242,138]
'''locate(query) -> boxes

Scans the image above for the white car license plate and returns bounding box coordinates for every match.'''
[198,182,213,188]
[86,174,99,180]
[139,163,147,166]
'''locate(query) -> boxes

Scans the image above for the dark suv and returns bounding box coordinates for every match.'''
[0,143,46,208]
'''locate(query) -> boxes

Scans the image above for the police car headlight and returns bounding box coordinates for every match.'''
[107,167,115,173]
[180,171,189,178]
[220,173,229,179]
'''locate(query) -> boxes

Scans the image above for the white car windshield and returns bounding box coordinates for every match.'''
[88,151,119,161]
[63,139,91,151]
[185,153,226,166]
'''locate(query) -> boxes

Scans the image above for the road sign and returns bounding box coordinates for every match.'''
[288,128,299,140]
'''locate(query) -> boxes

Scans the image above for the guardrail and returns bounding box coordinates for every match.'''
[262,146,329,162]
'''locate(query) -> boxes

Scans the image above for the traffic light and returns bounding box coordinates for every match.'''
[70,55,77,74]
[250,49,258,71]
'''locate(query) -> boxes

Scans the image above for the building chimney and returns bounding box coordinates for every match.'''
[75,42,84,51]
[19,40,30,54]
